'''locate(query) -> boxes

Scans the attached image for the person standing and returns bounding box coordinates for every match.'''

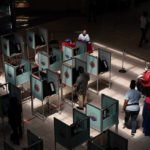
[139,11,149,47]
[8,97,22,145]
[137,63,150,96]
[78,29,90,43]
[88,0,97,22]
[122,80,141,136]
[142,96,150,136]
[74,67,90,110]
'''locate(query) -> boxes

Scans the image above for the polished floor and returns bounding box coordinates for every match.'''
[0,1,150,150]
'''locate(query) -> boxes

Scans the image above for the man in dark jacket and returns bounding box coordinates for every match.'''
[8,97,22,145]
[74,67,90,110]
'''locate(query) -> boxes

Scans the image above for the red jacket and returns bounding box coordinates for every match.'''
[141,71,150,87]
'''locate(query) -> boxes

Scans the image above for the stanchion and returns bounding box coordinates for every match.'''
[119,50,126,73]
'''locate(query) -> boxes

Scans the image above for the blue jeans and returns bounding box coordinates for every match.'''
[125,110,139,133]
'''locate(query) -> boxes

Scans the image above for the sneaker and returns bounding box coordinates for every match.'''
[131,132,135,136]
[77,107,84,110]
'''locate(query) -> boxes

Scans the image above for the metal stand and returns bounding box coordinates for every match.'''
[119,50,126,73]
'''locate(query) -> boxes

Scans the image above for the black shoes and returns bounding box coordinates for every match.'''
[76,107,84,110]
[131,132,136,136]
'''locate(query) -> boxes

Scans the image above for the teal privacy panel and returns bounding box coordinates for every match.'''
[62,64,72,87]
[4,142,15,150]
[75,53,86,62]
[88,143,101,150]
[108,131,128,150]
[21,59,31,72]
[87,54,98,76]
[5,63,15,85]
[8,83,21,104]
[27,129,41,146]
[47,69,59,94]
[26,30,35,49]
[65,59,74,66]
[50,61,61,72]
[38,27,48,46]
[63,45,73,61]
[38,52,49,71]
[23,141,43,150]
[54,118,70,148]
[1,37,10,56]
[73,108,86,123]
[98,49,111,71]
[102,94,118,131]
[15,34,24,53]
[75,41,86,54]
[71,109,90,148]
[16,59,31,85]
[86,104,101,132]
[52,48,62,61]
[31,76,43,101]
[75,54,87,72]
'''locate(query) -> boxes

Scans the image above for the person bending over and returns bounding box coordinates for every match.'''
[122,80,141,136]
[74,67,90,110]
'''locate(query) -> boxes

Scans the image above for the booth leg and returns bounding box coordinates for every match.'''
[27,46,29,60]
[97,76,99,95]
[115,124,118,133]
[42,101,44,117]
[109,71,111,89]
[72,88,74,108]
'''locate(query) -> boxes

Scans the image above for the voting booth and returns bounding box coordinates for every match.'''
[26,27,48,59]
[87,49,111,94]
[23,129,43,150]
[86,94,119,133]
[1,33,24,66]
[4,58,31,86]
[31,69,60,118]
[62,40,86,62]
[54,108,90,150]
[88,130,128,150]
[38,48,62,72]
[61,54,88,106]
[75,40,93,54]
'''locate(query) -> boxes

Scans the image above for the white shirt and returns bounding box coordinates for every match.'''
[140,15,147,29]
[78,33,90,42]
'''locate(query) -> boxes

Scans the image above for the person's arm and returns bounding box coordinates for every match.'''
[86,34,90,42]
[122,100,128,113]
[78,34,82,41]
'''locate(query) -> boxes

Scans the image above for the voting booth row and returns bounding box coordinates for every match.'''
[3,130,43,150]
[54,94,128,150]
[61,49,111,106]
[31,68,60,118]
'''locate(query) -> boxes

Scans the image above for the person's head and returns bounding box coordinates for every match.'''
[82,30,87,36]
[79,66,84,74]
[130,80,136,89]
[146,63,150,70]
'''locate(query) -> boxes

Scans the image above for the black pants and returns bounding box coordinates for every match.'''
[139,28,148,46]
[125,110,139,133]
[10,123,22,144]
